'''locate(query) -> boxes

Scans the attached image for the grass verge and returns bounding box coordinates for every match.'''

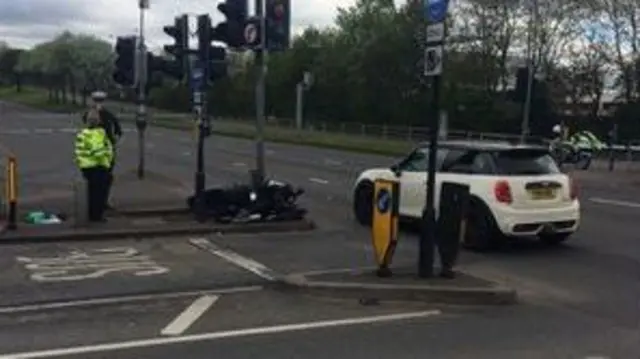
[0,86,414,157]
[0,87,85,113]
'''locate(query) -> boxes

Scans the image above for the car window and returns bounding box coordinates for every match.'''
[399,148,448,172]
[493,149,560,175]
[471,153,495,174]
[398,150,426,172]
[441,149,474,173]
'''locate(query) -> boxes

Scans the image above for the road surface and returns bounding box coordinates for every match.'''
[0,102,638,358]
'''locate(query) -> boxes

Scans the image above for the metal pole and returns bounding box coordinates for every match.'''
[136,2,148,179]
[520,0,538,143]
[438,110,448,140]
[419,74,440,278]
[255,0,267,182]
[608,123,617,171]
[295,82,303,130]
[192,58,206,198]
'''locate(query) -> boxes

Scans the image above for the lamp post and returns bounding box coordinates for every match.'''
[520,0,539,143]
[136,0,149,179]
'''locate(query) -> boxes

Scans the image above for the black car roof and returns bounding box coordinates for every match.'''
[415,140,549,152]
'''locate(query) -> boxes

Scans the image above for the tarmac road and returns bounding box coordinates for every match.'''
[0,102,639,358]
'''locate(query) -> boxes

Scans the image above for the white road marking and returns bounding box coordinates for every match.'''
[16,247,169,282]
[161,295,219,336]
[309,177,329,185]
[182,151,191,156]
[0,311,441,358]
[189,238,276,281]
[0,286,261,314]
[34,128,53,134]
[4,129,29,134]
[589,197,640,208]
[59,128,77,133]
[324,159,342,166]
[232,162,247,167]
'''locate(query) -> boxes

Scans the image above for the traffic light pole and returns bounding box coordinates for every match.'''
[136,1,148,179]
[254,0,267,184]
[191,58,207,199]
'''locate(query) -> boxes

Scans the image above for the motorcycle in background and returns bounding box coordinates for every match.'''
[549,130,606,170]
[549,141,594,170]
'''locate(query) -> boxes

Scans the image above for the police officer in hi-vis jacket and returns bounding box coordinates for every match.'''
[75,109,114,222]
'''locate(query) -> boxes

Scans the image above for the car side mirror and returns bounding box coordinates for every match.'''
[390,164,401,177]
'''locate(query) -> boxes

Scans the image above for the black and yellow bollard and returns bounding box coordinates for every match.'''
[371,179,400,277]
[5,156,17,230]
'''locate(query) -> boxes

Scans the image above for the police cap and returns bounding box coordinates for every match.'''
[91,91,107,101]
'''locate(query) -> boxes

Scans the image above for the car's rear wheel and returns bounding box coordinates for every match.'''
[539,233,571,246]
[463,199,503,251]
[353,181,374,226]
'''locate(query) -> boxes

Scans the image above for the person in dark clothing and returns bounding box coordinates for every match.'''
[82,91,122,209]
[75,109,114,222]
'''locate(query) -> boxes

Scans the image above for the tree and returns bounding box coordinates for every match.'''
[0,46,24,89]
[15,32,114,105]
[586,0,640,102]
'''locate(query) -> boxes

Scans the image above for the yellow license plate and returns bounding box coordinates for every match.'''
[528,188,555,200]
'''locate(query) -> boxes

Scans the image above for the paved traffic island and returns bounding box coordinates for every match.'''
[275,266,517,306]
[2,167,315,242]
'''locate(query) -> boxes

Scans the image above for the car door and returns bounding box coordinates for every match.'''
[436,149,479,216]
[437,151,497,215]
[396,148,448,218]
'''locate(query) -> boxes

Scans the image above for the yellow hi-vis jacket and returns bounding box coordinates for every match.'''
[74,127,114,169]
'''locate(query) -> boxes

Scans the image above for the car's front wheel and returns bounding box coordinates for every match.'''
[539,233,571,246]
[353,181,374,226]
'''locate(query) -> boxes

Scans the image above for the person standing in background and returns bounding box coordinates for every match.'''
[82,91,122,209]
[75,109,114,222]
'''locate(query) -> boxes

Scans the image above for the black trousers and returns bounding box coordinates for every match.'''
[82,167,110,221]
[105,148,116,204]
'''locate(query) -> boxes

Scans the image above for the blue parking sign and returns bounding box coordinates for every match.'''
[191,67,204,91]
[424,0,450,23]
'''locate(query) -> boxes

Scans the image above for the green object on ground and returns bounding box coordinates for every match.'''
[25,211,62,224]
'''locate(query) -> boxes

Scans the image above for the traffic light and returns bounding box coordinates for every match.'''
[137,52,164,96]
[198,14,228,83]
[113,36,136,87]
[162,15,188,80]
[213,0,248,49]
[265,0,290,52]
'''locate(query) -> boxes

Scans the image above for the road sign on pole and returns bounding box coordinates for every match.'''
[426,23,445,43]
[424,45,443,76]
[419,0,450,279]
[191,65,204,105]
[244,23,258,47]
[424,0,450,23]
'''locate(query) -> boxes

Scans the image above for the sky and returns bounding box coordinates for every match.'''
[0,0,371,50]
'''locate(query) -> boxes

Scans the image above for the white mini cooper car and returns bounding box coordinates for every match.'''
[352,140,580,250]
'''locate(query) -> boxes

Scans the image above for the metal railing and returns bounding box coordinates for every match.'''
[109,102,640,158]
